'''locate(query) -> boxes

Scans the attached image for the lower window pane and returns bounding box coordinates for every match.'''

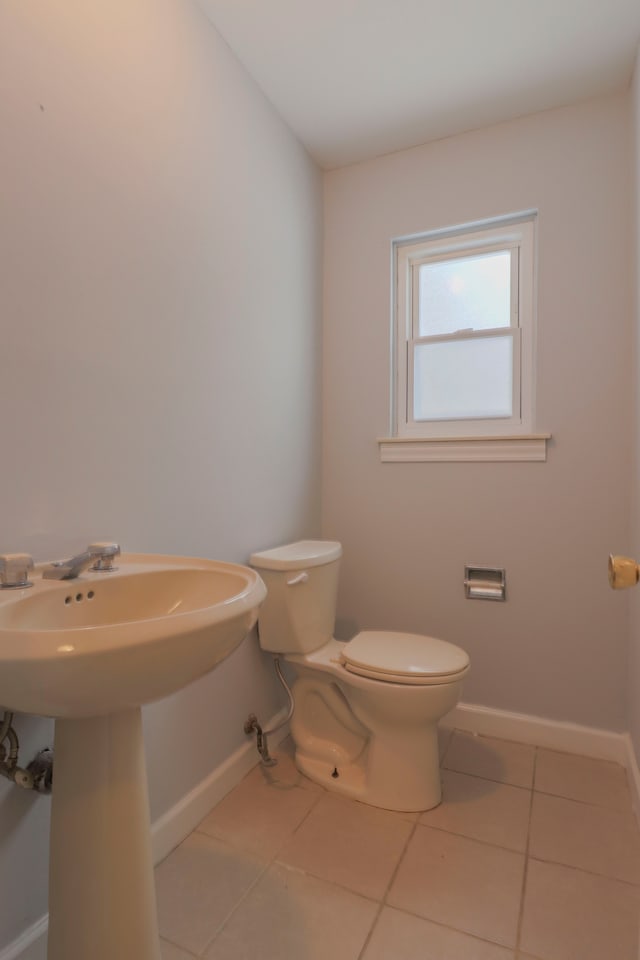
[413,336,513,421]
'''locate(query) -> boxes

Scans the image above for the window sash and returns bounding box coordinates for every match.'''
[394,216,534,439]
[408,328,521,424]
[411,242,519,341]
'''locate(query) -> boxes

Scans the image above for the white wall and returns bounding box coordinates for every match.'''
[0,0,322,951]
[629,49,640,762]
[323,93,633,732]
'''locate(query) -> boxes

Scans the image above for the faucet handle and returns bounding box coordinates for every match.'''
[88,542,121,572]
[0,554,34,589]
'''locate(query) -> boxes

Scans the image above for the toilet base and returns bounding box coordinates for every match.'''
[296,751,367,799]
[286,646,465,812]
[293,724,442,813]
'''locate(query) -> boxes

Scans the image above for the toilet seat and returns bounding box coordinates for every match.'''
[340,631,470,685]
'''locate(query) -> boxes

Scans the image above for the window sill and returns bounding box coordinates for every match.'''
[378,434,551,463]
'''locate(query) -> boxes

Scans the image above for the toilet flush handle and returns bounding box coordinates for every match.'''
[287,572,309,587]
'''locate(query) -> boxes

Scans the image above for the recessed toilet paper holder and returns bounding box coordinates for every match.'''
[464,566,506,601]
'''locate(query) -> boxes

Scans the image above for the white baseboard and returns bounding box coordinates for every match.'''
[0,709,289,960]
[443,700,630,764]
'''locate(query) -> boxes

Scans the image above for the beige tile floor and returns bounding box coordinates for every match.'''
[155,730,640,960]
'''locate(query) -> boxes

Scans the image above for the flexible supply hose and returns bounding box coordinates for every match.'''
[244,657,295,766]
[269,658,295,733]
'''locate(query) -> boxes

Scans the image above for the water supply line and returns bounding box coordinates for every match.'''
[0,711,54,792]
[244,657,295,767]
[0,712,34,789]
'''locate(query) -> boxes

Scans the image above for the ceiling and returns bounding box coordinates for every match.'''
[197,0,640,169]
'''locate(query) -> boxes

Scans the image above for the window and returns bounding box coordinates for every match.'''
[387,213,544,460]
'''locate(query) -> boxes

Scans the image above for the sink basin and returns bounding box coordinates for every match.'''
[0,552,266,718]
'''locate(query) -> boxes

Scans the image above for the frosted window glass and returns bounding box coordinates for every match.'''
[418,251,511,337]
[413,336,513,421]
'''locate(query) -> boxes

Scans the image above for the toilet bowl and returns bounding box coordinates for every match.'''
[250,540,469,812]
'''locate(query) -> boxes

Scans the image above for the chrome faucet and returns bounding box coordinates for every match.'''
[42,542,121,580]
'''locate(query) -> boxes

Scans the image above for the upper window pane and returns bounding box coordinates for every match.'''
[418,250,511,337]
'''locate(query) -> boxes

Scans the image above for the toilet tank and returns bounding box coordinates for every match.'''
[249,540,342,654]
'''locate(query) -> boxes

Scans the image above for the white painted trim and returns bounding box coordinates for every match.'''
[0,916,47,960]
[0,709,290,960]
[151,708,290,864]
[442,700,629,763]
[623,732,640,823]
[394,215,537,441]
[443,702,640,836]
[379,434,550,462]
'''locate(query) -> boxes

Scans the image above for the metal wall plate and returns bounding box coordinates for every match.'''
[464,565,506,601]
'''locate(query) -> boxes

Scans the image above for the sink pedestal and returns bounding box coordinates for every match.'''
[48,709,161,960]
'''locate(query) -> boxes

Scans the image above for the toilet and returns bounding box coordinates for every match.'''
[250,539,470,812]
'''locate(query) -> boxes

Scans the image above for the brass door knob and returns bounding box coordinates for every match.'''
[608,555,640,589]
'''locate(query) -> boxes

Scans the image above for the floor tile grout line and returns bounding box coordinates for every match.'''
[380,816,420,902]
[271,857,384,906]
[195,753,327,957]
[515,948,545,960]
[375,900,524,955]
[194,775,325,858]
[197,854,272,957]
[531,785,636,813]
[354,813,422,960]
[526,853,640,889]
[515,747,537,955]
[442,763,533,791]
[287,785,326,838]
[191,824,288,864]
[353,901,385,960]
[442,764,532,793]
[413,818,529,856]
[159,934,200,958]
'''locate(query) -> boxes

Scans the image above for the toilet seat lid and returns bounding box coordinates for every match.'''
[341,631,469,683]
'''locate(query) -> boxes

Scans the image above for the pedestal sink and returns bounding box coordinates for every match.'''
[0,553,266,960]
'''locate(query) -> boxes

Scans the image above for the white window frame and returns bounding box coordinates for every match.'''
[392,213,538,445]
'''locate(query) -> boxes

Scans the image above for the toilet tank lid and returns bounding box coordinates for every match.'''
[250,540,342,571]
